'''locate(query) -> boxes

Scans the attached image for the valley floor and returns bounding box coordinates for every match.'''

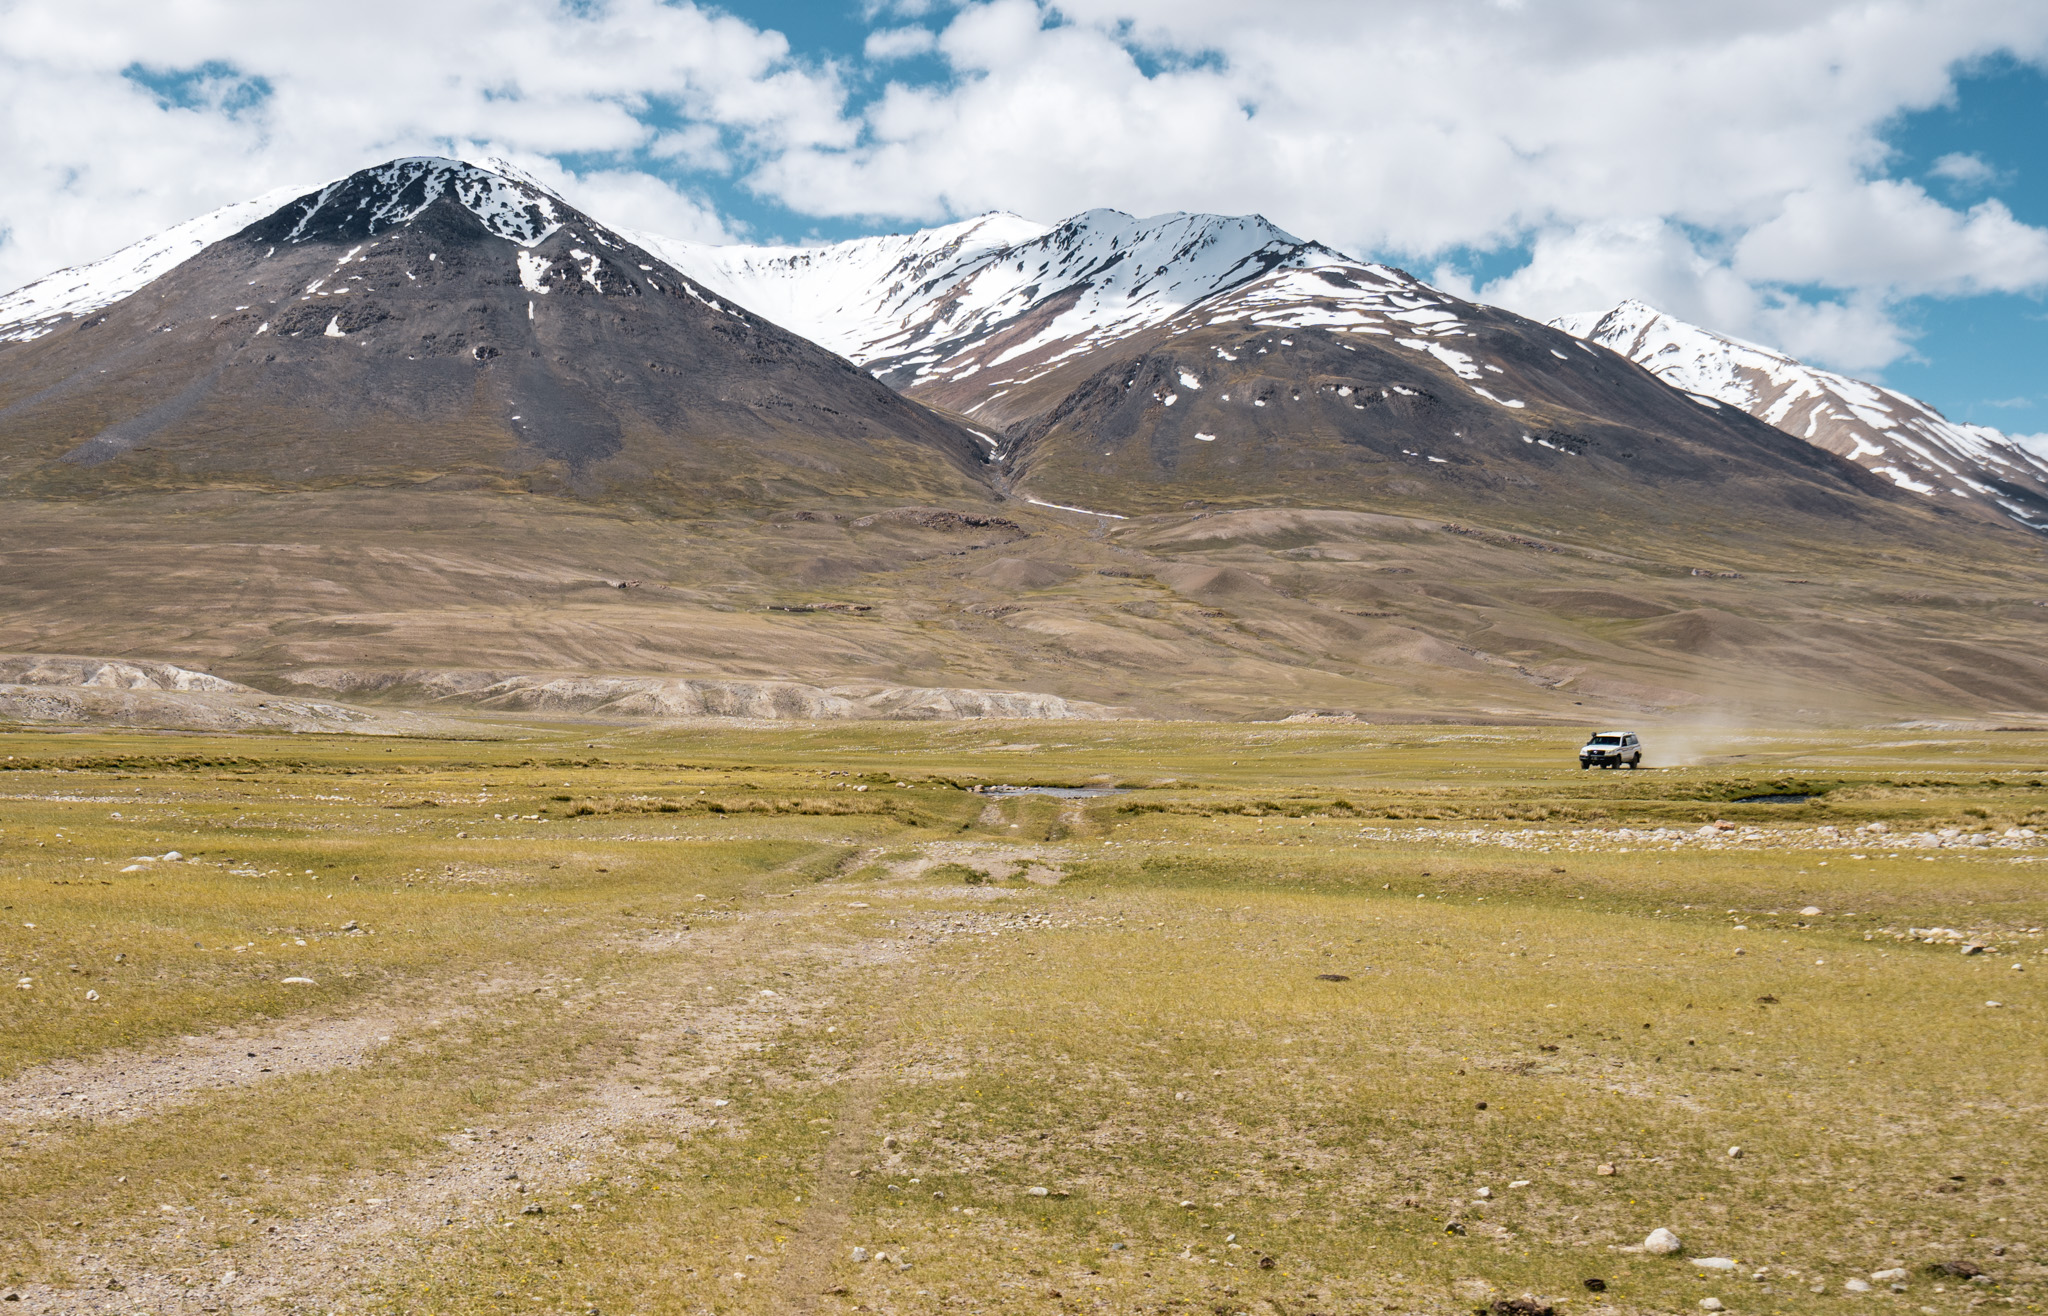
[0,721,2041,1315]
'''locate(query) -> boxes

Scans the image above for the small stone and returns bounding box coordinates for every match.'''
[342,920,359,932]
[1962,944,1985,956]
[521,1204,544,1215]
[85,990,99,1001]
[1476,1186,1493,1199]
[280,977,316,985]
[1644,1227,1682,1255]
[1475,1101,1488,1110]
[1700,1298,1725,1311]
[1801,906,1822,916]
[1728,1146,1743,1158]
[1694,1258,1738,1271]
[1871,1270,1909,1283]
[849,1247,869,1263]
[1509,1179,1531,1188]
[1845,1279,1872,1292]
[1027,1186,1049,1197]
[1583,1279,1608,1293]
[1985,1001,2004,1008]
[1596,1163,1617,1177]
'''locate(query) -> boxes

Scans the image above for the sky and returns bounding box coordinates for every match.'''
[2,0,2045,444]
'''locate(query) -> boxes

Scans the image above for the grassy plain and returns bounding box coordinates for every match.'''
[0,719,2042,1316]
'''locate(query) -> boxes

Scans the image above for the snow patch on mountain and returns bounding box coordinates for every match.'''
[269,157,567,247]
[645,209,1360,372]
[0,158,589,344]
[638,212,1049,360]
[0,185,308,343]
[1554,299,2048,531]
[646,208,1492,416]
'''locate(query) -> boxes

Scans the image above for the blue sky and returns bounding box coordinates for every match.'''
[638,4,2048,436]
[6,0,2046,439]
[1871,57,2048,431]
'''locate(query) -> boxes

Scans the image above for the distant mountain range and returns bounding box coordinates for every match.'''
[4,163,2037,530]
[2,157,2044,725]
[660,215,2048,535]
[1551,301,2048,533]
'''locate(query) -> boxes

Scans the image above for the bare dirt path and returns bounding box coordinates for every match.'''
[768,959,917,1314]
[4,877,941,1315]
[0,1009,439,1129]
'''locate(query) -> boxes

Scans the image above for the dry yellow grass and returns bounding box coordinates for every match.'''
[0,721,2041,1314]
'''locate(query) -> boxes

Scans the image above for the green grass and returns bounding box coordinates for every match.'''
[0,720,2041,1313]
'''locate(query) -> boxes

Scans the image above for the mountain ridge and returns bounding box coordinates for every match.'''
[12,180,2040,537]
[1551,299,2048,533]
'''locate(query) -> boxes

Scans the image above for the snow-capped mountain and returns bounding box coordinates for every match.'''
[636,211,1051,362]
[651,208,1504,427]
[0,156,986,503]
[0,157,649,343]
[262,155,574,246]
[644,207,1940,528]
[1553,300,2048,532]
[0,184,310,343]
[3,163,2026,537]
[0,157,594,345]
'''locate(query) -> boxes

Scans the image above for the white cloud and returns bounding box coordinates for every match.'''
[1734,181,2048,297]
[482,152,736,244]
[0,0,841,287]
[865,27,939,60]
[2010,433,2048,459]
[752,0,2048,372]
[1929,150,1999,187]
[2,0,2047,380]
[1453,218,1916,372]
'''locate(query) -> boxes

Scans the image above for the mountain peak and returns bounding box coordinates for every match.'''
[1555,299,2048,531]
[0,156,988,504]
[250,156,569,248]
[649,205,1364,391]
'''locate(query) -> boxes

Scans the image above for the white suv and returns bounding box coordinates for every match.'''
[1579,731,1642,769]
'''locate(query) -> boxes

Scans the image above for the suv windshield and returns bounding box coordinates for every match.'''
[1589,735,1622,745]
